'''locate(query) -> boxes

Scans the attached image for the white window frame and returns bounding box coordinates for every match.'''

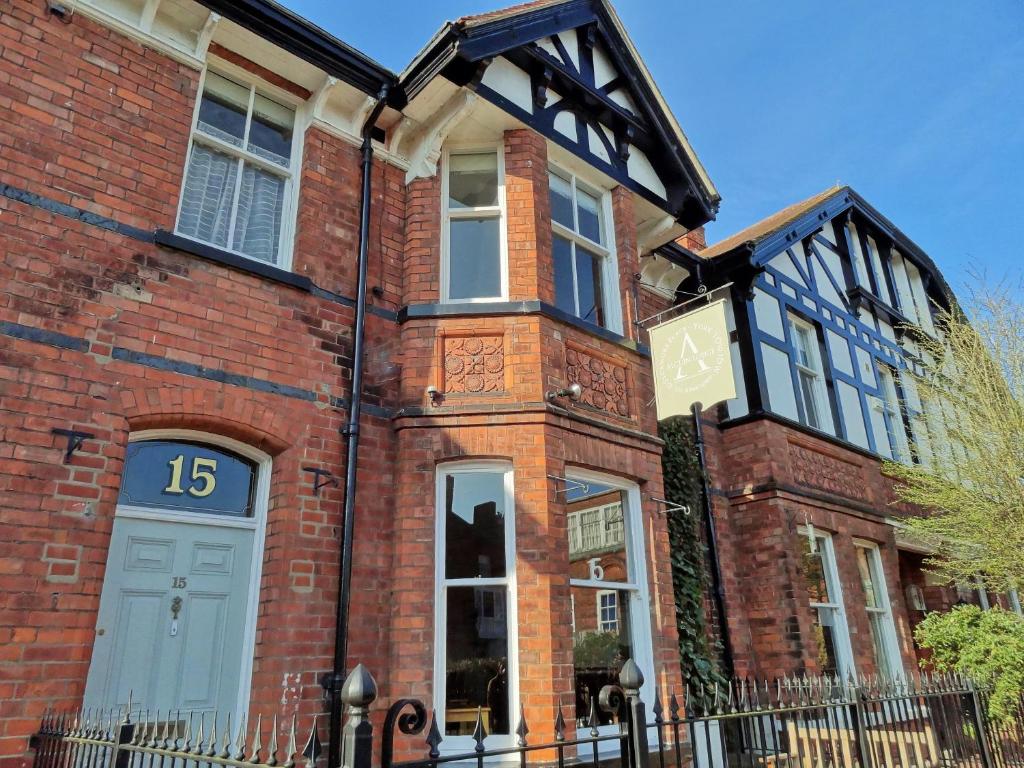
[567,500,624,557]
[788,313,831,431]
[800,528,856,680]
[596,589,619,633]
[875,365,910,462]
[174,62,303,270]
[433,461,519,751]
[96,429,271,730]
[549,164,623,333]
[566,469,654,739]
[854,541,904,680]
[440,145,509,303]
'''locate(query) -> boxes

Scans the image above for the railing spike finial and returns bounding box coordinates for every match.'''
[652,689,664,724]
[283,713,298,768]
[125,691,134,724]
[515,702,529,747]
[554,698,566,741]
[235,714,247,759]
[587,696,601,737]
[267,714,280,767]
[106,707,116,739]
[160,710,171,748]
[425,711,442,759]
[301,715,322,768]
[182,710,194,752]
[471,707,487,753]
[207,712,219,757]
[194,712,205,755]
[249,713,263,763]
[220,712,232,758]
[668,690,680,723]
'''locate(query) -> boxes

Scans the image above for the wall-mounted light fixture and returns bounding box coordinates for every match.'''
[425,385,443,406]
[546,383,582,403]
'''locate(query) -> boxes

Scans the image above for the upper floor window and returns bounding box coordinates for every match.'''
[789,314,831,431]
[874,365,909,461]
[443,149,507,302]
[176,71,296,266]
[549,168,618,330]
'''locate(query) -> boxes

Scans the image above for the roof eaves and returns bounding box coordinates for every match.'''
[194,0,400,103]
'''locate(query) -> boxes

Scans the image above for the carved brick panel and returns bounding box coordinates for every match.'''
[565,344,630,417]
[789,441,864,500]
[443,335,505,394]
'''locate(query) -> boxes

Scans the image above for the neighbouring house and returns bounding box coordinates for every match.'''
[674,186,1022,682]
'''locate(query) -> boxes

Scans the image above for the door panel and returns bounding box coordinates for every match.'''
[85,516,255,717]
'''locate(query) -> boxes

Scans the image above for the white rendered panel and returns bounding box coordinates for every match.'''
[817,242,849,292]
[626,147,667,198]
[752,288,785,340]
[558,29,580,70]
[770,251,808,288]
[867,395,893,458]
[855,347,877,387]
[587,124,611,164]
[878,319,896,343]
[838,382,869,449]
[724,300,748,418]
[890,252,918,323]
[826,330,853,376]
[762,344,799,420]
[593,43,617,88]
[906,262,935,335]
[553,110,577,141]
[481,58,534,115]
[812,254,846,309]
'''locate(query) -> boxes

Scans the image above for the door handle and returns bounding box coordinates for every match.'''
[170,596,182,636]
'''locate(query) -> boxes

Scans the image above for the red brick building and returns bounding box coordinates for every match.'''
[0,0,721,763]
[684,187,1016,683]
[0,0,1004,766]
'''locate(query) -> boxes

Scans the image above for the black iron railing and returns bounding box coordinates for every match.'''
[29,662,1024,768]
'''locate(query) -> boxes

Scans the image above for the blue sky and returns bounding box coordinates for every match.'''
[281,0,1024,298]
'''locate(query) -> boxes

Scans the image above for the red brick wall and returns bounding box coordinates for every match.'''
[702,412,950,679]
[0,7,689,766]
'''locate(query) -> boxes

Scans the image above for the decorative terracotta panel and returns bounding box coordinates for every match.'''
[789,441,864,500]
[565,344,630,417]
[443,335,505,394]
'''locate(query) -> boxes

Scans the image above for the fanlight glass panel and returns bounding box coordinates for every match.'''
[118,440,257,517]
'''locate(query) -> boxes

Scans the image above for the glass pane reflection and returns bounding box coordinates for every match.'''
[445,587,509,736]
[566,480,633,725]
[445,472,506,579]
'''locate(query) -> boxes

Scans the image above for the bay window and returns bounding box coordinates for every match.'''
[855,542,903,679]
[442,149,507,302]
[176,70,296,266]
[799,530,854,678]
[566,474,651,728]
[435,463,516,741]
[549,168,620,331]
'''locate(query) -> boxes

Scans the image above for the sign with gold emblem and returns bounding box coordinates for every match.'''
[649,299,736,419]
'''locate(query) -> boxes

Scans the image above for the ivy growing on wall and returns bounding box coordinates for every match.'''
[659,416,726,692]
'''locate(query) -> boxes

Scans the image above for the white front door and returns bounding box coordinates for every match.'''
[84,515,255,717]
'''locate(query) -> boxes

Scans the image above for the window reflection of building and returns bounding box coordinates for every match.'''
[565,482,636,727]
[438,467,512,738]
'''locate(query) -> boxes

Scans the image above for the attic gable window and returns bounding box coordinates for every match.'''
[442,149,508,302]
[175,70,297,268]
[549,167,620,331]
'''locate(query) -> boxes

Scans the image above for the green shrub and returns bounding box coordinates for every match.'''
[915,605,1024,723]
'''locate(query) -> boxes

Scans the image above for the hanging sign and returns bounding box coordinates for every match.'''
[649,298,736,419]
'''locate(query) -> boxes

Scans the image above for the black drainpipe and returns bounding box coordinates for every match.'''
[690,401,735,678]
[324,83,391,768]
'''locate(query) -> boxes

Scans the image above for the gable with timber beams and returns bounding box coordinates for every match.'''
[403,0,719,230]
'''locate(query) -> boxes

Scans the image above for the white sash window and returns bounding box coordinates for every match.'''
[176,70,297,267]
